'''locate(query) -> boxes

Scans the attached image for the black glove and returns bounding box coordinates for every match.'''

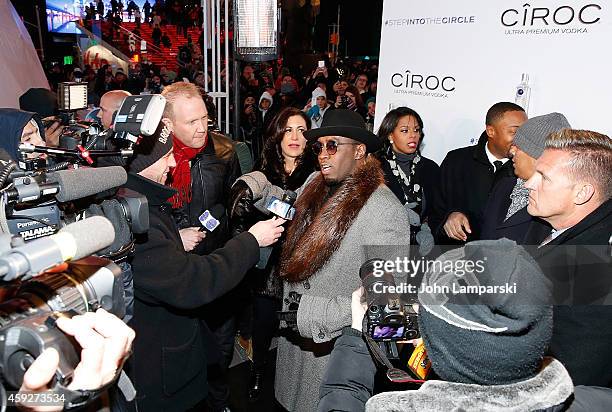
[229,180,254,219]
[278,291,302,330]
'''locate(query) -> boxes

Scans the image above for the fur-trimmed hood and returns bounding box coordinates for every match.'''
[278,156,385,283]
[365,358,574,412]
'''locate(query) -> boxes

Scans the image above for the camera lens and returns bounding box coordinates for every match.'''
[369,305,379,313]
[405,329,419,339]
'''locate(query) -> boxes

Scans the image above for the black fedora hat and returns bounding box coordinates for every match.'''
[303,109,382,153]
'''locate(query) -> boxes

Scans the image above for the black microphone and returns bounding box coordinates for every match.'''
[0,216,115,281]
[256,190,297,269]
[265,190,297,220]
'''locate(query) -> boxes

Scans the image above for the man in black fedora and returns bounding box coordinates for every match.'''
[233,109,411,411]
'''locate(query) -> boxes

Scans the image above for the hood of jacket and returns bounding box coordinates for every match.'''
[0,108,42,161]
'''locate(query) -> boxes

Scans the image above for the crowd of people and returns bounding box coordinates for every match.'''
[3,44,611,411]
[84,0,203,30]
[44,56,379,158]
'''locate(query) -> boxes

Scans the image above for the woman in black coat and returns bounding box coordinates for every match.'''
[376,107,442,253]
[231,106,316,401]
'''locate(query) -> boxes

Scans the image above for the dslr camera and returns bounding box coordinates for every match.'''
[360,259,419,342]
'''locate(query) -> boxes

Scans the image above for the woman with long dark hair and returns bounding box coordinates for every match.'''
[377,107,442,252]
[230,106,316,402]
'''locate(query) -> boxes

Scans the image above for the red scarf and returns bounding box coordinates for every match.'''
[169,135,206,208]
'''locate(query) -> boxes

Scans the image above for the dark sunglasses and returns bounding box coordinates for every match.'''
[311,140,359,155]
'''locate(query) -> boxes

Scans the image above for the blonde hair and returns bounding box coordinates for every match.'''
[546,129,612,200]
[161,82,204,119]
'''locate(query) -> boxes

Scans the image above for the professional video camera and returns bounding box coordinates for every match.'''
[21,86,165,167]
[3,92,164,248]
[0,162,147,249]
[360,259,419,343]
[0,216,131,409]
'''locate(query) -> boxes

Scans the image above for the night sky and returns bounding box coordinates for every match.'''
[313,0,384,57]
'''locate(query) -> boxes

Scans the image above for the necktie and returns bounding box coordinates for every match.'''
[493,160,503,173]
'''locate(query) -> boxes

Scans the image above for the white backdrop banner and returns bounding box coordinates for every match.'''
[375,0,612,164]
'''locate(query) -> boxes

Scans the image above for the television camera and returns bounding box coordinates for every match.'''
[0,216,132,409]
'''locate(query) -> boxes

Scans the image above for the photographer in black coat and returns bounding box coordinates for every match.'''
[124,132,285,411]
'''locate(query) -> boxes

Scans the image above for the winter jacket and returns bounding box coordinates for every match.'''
[525,199,612,388]
[480,175,551,242]
[319,331,609,412]
[266,158,412,412]
[172,134,241,255]
[436,131,514,243]
[126,173,259,411]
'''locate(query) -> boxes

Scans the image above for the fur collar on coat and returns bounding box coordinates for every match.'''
[278,156,384,283]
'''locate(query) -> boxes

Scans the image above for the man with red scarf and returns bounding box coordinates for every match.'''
[160,82,243,412]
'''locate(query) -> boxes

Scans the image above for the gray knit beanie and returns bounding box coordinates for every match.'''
[418,239,553,385]
[513,112,570,159]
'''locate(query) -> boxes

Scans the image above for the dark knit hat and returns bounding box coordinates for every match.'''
[418,239,553,385]
[128,129,173,173]
[513,113,570,159]
[19,88,59,118]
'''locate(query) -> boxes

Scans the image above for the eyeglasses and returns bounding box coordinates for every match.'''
[311,140,359,155]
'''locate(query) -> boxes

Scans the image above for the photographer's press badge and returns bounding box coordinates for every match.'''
[407,341,431,380]
[199,210,220,232]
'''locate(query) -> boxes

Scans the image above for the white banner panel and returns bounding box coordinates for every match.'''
[375,0,612,164]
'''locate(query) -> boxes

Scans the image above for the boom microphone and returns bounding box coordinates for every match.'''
[47,166,128,202]
[0,216,115,281]
[4,166,128,204]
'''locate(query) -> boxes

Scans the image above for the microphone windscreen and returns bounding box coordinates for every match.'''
[59,216,115,259]
[48,166,128,202]
[236,171,270,199]
[209,203,226,219]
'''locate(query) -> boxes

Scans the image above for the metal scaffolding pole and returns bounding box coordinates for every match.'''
[203,0,230,135]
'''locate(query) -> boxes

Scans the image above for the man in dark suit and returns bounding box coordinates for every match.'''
[524,129,612,388]
[480,113,570,242]
[436,102,527,244]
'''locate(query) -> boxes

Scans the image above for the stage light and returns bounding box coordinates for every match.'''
[233,0,278,62]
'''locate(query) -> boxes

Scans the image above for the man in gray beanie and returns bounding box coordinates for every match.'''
[480,112,570,242]
[318,239,612,411]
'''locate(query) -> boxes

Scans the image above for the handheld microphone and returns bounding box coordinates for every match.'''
[235,171,286,204]
[0,216,116,281]
[256,190,297,269]
[265,190,297,220]
[198,204,225,232]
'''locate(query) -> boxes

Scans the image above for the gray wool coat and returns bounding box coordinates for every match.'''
[273,181,411,412]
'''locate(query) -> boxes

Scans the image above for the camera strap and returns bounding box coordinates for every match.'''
[361,317,425,384]
[55,363,136,410]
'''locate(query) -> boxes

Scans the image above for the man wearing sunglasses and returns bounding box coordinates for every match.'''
[233,109,411,412]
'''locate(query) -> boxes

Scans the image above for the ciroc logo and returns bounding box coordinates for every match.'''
[501,3,601,27]
[391,70,456,92]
